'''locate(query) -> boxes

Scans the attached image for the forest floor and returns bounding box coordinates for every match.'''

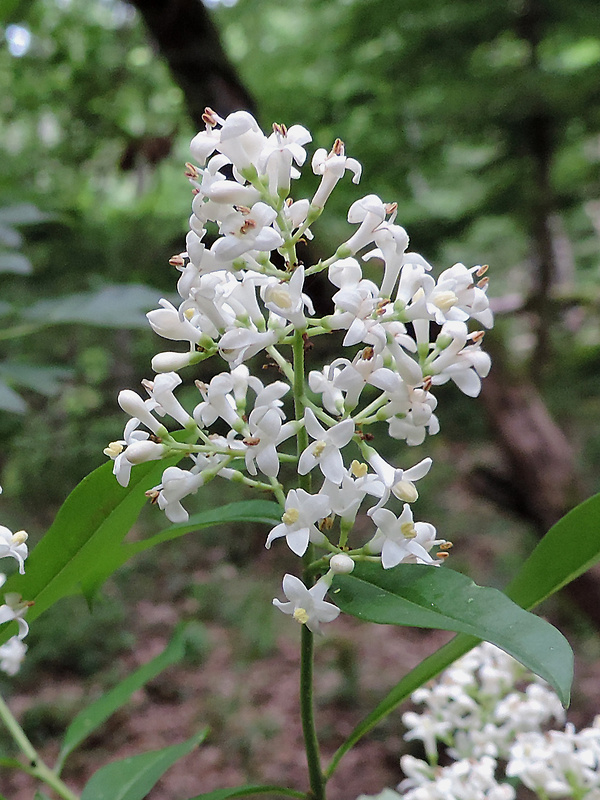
[2,491,600,800]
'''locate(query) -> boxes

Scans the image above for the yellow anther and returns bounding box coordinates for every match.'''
[351,460,368,478]
[103,441,124,458]
[313,441,326,458]
[393,480,418,503]
[293,607,309,625]
[282,508,300,525]
[184,308,195,320]
[401,522,417,539]
[433,291,458,312]
[265,285,292,309]
[12,530,28,545]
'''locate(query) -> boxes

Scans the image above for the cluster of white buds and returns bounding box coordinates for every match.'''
[0,486,30,675]
[106,109,493,632]
[358,643,600,800]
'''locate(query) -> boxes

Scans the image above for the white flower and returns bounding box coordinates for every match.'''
[344,194,387,254]
[320,464,381,523]
[104,417,150,487]
[266,489,331,556]
[0,636,27,676]
[142,372,193,428]
[217,111,267,172]
[258,122,312,196]
[218,326,281,367]
[244,407,296,478]
[211,202,284,262]
[0,527,28,574]
[147,298,202,345]
[118,390,164,436]
[262,266,314,329]
[311,139,362,209]
[366,450,433,513]
[152,466,205,523]
[298,408,354,484]
[0,581,30,640]
[428,321,491,398]
[368,506,442,569]
[308,365,345,416]
[272,574,340,634]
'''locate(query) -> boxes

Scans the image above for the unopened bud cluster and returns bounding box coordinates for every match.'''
[106,110,493,632]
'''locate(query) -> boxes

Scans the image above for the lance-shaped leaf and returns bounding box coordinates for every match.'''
[326,494,600,779]
[80,729,207,800]
[0,457,182,643]
[186,786,306,800]
[505,492,600,607]
[56,625,189,772]
[0,455,280,646]
[333,562,572,704]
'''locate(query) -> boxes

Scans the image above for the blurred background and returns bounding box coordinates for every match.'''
[1,0,600,797]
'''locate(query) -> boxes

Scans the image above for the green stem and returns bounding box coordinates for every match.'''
[292,328,325,800]
[0,693,79,800]
[300,624,325,800]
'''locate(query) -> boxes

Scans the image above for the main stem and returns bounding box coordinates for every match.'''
[292,329,326,800]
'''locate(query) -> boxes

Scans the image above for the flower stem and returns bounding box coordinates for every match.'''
[292,328,325,800]
[0,693,79,800]
[300,624,326,800]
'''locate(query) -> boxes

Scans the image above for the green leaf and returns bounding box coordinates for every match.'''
[0,253,32,274]
[56,625,189,771]
[505,492,600,607]
[127,500,281,557]
[333,562,572,704]
[0,363,74,396]
[63,498,280,605]
[23,285,168,329]
[186,786,306,800]
[33,793,53,800]
[0,465,279,646]
[0,458,182,644]
[0,377,26,413]
[0,756,25,770]
[327,495,600,778]
[80,729,207,800]
[0,204,53,226]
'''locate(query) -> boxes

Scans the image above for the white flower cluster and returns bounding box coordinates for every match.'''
[106,109,493,633]
[357,643,600,800]
[0,486,30,675]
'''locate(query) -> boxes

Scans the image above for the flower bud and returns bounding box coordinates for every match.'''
[151,351,195,373]
[125,441,166,465]
[330,554,355,574]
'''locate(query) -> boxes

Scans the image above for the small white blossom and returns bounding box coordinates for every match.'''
[368,506,443,569]
[266,489,331,556]
[0,527,28,574]
[298,408,354,484]
[273,574,340,634]
[0,636,27,676]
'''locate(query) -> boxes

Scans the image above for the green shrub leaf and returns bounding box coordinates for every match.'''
[0,458,183,643]
[186,786,306,800]
[56,625,189,771]
[333,562,572,703]
[80,729,207,800]
[327,495,600,778]
[0,458,280,646]
[505,492,600,607]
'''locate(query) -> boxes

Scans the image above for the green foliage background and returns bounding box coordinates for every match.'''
[1,0,599,717]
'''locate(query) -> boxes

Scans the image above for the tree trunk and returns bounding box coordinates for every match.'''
[130,0,256,127]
